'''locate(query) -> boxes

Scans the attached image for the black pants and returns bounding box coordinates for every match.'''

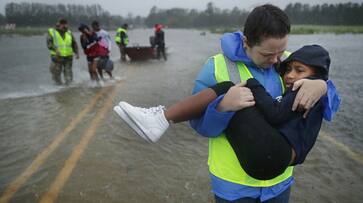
[156,43,167,61]
[119,44,127,61]
[211,81,291,180]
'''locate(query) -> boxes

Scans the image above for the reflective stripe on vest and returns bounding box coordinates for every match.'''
[115,28,129,45]
[282,50,292,59]
[209,53,293,187]
[48,28,73,57]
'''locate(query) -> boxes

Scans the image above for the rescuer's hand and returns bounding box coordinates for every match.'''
[217,82,255,112]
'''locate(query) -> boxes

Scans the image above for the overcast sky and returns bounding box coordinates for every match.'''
[1,0,362,16]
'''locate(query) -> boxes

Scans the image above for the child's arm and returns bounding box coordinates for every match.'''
[80,35,88,50]
[292,79,341,122]
[246,78,298,125]
[166,81,239,123]
[165,88,218,123]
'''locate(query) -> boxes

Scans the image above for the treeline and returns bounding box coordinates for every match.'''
[1,2,363,28]
[145,3,248,28]
[0,13,5,25]
[285,3,363,25]
[2,2,143,28]
[145,2,363,28]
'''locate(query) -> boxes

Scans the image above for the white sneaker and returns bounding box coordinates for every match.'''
[113,106,150,142]
[118,101,169,142]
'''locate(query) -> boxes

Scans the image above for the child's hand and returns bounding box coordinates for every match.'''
[217,83,255,112]
[292,79,327,118]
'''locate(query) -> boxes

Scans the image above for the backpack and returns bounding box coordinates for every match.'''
[98,57,114,71]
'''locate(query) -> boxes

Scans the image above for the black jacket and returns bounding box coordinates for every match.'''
[154,30,165,45]
[212,78,324,179]
[245,78,324,165]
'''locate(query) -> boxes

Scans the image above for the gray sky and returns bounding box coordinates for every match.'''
[1,0,362,17]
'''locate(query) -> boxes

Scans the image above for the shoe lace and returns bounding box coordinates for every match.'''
[137,105,165,115]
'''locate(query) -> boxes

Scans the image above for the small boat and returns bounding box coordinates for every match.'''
[124,36,167,61]
[125,46,156,61]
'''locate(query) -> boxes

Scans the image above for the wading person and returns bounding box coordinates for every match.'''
[78,24,109,81]
[91,20,112,53]
[186,5,337,202]
[115,23,129,61]
[91,21,113,80]
[114,4,340,202]
[47,19,79,85]
[154,24,167,61]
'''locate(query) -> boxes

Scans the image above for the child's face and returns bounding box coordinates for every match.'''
[283,61,316,88]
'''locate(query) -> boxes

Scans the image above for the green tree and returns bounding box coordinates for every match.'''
[0,13,5,25]
[285,2,363,25]
[3,2,143,28]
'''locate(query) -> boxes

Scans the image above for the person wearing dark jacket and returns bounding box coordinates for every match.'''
[114,45,340,180]
[154,24,167,61]
[78,24,110,81]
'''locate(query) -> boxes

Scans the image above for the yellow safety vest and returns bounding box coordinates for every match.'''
[48,28,73,57]
[209,53,293,187]
[115,28,129,45]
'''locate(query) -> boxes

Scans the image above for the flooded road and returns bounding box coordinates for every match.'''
[0,29,362,202]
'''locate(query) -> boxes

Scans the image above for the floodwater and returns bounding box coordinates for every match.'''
[0,29,362,203]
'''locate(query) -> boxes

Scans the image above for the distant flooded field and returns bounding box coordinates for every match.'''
[210,25,363,35]
[291,25,363,34]
[0,27,47,36]
[2,24,363,37]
